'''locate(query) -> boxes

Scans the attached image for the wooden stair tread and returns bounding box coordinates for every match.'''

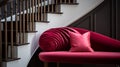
[25,31,38,33]
[2,58,21,62]
[2,30,37,33]
[35,20,50,23]
[14,43,30,46]
[60,3,79,5]
[2,42,30,46]
[47,12,63,14]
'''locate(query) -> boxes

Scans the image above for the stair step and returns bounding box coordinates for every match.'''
[2,42,30,46]
[25,31,38,33]
[2,31,28,46]
[41,4,61,13]
[47,12,63,14]
[20,13,49,23]
[35,20,50,23]
[61,3,79,5]
[1,21,36,32]
[2,58,21,62]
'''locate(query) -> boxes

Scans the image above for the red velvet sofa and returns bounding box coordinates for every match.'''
[38,27,120,67]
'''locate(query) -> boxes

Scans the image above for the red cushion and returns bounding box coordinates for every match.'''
[69,31,94,52]
[64,28,94,52]
[39,51,120,64]
[39,27,71,51]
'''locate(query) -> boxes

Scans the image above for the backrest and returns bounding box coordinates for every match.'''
[73,27,120,52]
[39,27,120,52]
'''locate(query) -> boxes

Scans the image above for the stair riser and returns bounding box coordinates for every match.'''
[2,31,28,45]
[2,22,35,32]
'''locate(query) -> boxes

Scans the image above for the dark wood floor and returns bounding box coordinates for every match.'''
[59,64,116,67]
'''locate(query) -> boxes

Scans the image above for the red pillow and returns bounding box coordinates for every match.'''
[39,28,71,51]
[68,30,94,52]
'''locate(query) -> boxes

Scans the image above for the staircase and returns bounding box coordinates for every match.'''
[0,0,104,67]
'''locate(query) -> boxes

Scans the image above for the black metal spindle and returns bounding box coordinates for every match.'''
[34,0,37,21]
[47,0,50,12]
[43,0,46,21]
[15,0,19,45]
[26,0,29,32]
[4,4,8,61]
[55,0,59,12]
[0,7,2,64]
[31,0,35,31]
[68,0,71,3]
[37,0,40,21]
[19,0,22,44]
[65,0,67,3]
[22,0,25,43]
[40,0,43,21]
[51,0,54,13]
[10,0,14,59]
[29,0,32,31]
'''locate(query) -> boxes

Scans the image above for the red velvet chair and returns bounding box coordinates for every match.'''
[38,27,120,67]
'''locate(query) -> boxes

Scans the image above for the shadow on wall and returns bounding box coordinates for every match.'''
[30,32,42,56]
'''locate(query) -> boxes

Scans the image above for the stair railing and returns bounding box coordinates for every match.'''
[0,0,77,64]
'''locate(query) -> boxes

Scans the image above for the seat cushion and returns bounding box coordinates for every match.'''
[39,51,120,64]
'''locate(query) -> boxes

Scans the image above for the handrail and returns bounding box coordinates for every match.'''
[0,0,9,7]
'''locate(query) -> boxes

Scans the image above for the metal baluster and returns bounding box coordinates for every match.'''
[19,0,22,44]
[26,0,29,32]
[55,0,58,12]
[0,7,2,64]
[47,0,50,12]
[68,0,71,4]
[51,0,54,13]
[37,0,40,21]
[29,0,32,31]
[34,0,37,21]
[64,0,67,3]
[43,0,46,21]
[22,0,25,43]
[60,0,62,4]
[74,0,77,3]
[4,4,8,61]
[32,0,35,31]
[40,0,43,21]
[15,0,19,45]
[10,0,14,59]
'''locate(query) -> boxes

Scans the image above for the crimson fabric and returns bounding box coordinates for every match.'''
[68,31,94,52]
[39,51,120,64]
[39,27,120,64]
[73,27,120,52]
[39,27,120,51]
[39,27,71,51]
